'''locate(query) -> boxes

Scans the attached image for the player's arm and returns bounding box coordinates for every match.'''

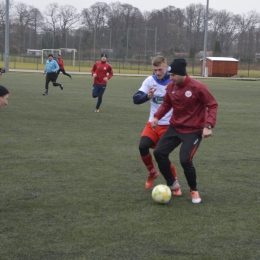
[54,60,59,72]
[91,64,97,77]
[133,87,156,104]
[107,66,114,79]
[133,90,150,104]
[43,62,47,74]
[200,84,218,129]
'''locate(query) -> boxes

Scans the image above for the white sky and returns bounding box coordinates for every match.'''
[16,0,260,15]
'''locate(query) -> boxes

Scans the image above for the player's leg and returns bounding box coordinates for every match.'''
[154,126,181,188]
[139,122,160,189]
[56,69,61,77]
[62,69,71,78]
[43,74,51,95]
[157,125,182,195]
[139,137,159,190]
[52,73,63,90]
[95,85,106,111]
[92,84,99,98]
[179,131,202,203]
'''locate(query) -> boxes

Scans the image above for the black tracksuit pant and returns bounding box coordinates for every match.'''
[154,125,202,190]
[45,72,62,92]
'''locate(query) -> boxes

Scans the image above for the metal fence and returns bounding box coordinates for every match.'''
[1,51,260,77]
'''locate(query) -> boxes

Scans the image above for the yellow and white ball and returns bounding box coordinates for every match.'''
[152,184,172,204]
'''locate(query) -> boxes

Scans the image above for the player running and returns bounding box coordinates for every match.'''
[42,54,63,96]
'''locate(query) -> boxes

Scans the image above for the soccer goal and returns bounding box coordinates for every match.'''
[60,48,77,66]
[27,49,42,56]
[41,49,61,64]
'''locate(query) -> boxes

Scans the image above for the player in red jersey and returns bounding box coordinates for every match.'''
[91,54,114,112]
[151,59,218,203]
[56,55,72,80]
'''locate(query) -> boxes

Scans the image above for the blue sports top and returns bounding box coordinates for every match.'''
[44,59,60,73]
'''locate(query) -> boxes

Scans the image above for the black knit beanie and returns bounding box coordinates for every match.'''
[101,53,108,58]
[0,85,9,97]
[169,58,187,76]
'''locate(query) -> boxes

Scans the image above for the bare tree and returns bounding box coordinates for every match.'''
[209,10,240,56]
[146,6,186,54]
[108,3,144,56]
[3,0,260,62]
[81,2,109,51]
[59,5,80,46]
[0,0,6,46]
[44,3,60,48]
[13,2,35,51]
[235,11,260,58]
[185,3,206,52]
[30,8,44,49]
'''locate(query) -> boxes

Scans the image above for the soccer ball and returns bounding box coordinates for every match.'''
[152,184,172,204]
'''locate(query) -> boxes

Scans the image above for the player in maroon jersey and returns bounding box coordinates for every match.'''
[91,54,114,113]
[56,55,72,80]
[151,59,218,203]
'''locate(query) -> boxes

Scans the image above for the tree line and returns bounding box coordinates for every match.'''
[0,0,260,61]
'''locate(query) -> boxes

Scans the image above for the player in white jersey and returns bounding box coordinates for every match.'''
[133,56,182,196]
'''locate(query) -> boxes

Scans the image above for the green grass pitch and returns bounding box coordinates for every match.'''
[0,72,260,259]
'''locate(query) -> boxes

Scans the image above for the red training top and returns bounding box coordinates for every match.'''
[57,57,64,69]
[154,75,218,133]
[91,61,114,85]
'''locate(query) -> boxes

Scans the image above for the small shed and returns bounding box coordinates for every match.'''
[200,57,239,77]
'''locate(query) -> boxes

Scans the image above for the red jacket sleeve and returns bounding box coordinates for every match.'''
[107,65,114,79]
[91,63,97,75]
[199,85,218,127]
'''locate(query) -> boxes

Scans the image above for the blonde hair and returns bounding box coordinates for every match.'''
[152,56,167,67]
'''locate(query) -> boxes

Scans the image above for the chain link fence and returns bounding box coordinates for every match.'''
[1,50,260,77]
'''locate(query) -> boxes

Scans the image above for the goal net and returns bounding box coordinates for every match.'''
[41,49,61,64]
[60,48,77,66]
[27,49,42,56]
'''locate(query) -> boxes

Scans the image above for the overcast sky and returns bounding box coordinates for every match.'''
[17,0,260,15]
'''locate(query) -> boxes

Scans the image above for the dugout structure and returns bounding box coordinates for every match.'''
[201,57,239,77]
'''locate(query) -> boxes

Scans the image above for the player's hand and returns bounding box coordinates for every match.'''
[147,87,156,99]
[202,128,212,138]
[150,118,159,129]
[93,73,97,77]
[43,72,46,75]
[103,77,108,81]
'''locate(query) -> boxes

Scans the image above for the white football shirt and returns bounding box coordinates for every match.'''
[138,75,172,125]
